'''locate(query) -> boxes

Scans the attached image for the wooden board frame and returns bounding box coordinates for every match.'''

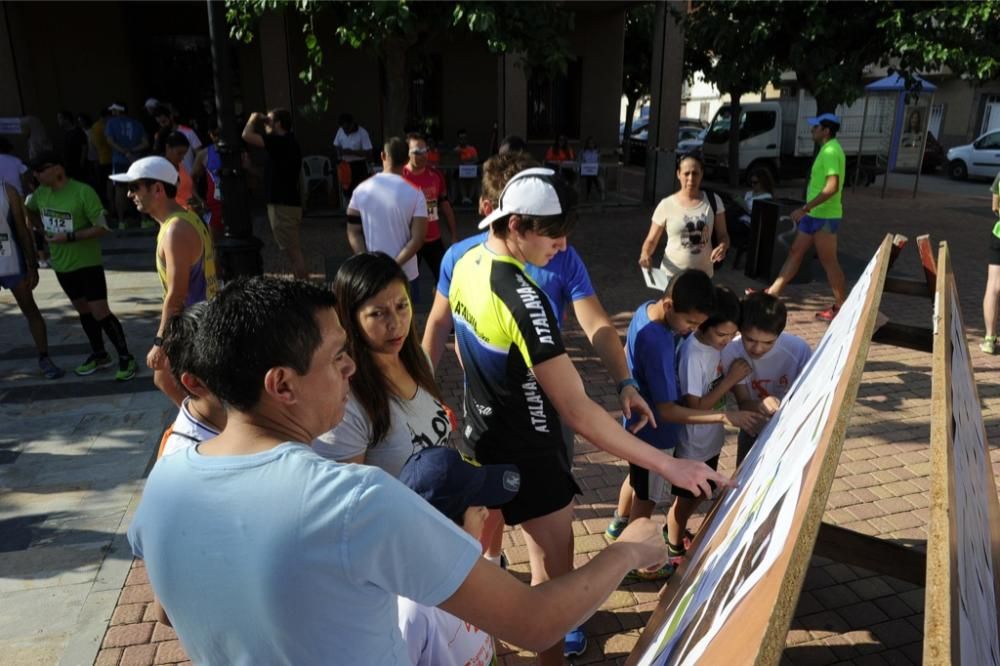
[924,242,1000,665]
[627,236,893,666]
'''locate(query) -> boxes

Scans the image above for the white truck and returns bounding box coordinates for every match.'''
[701,91,894,185]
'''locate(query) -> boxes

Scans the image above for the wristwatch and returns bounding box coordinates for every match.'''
[616,378,640,395]
[153,336,164,347]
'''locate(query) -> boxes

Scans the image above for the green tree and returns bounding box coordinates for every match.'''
[621,4,654,163]
[226,0,576,135]
[681,1,782,185]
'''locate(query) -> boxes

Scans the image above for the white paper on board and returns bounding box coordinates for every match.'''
[643,267,669,291]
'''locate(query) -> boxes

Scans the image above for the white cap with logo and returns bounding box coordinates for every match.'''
[477,167,576,230]
[108,156,179,186]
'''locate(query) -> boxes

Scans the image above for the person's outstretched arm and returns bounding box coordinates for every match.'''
[439,518,666,651]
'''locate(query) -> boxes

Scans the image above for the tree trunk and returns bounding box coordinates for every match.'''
[813,93,838,117]
[382,37,409,139]
[622,96,637,163]
[727,93,742,187]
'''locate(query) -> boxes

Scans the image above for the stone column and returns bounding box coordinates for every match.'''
[644,0,685,203]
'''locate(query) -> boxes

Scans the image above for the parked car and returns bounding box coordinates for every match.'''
[946,129,1000,180]
[624,119,708,165]
[678,127,707,156]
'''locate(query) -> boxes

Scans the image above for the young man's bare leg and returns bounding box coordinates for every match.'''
[665,497,698,552]
[985,265,1000,338]
[519,501,575,666]
[766,232,815,296]
[813,230,846,306]
[628,496,656,523]
[481,509,505,561]
[10,282,50,355]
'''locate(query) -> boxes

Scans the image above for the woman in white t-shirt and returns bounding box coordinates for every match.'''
[314,252,453,476]
[638,154,730,278]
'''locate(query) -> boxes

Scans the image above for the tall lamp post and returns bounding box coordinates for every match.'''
[207,0,262,278]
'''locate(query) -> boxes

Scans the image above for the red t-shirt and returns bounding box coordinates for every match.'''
[402,165,448,242]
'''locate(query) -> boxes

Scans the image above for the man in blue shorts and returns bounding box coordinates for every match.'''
[763,113,847,321]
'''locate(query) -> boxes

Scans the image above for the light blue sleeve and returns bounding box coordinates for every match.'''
[343,470,481,606]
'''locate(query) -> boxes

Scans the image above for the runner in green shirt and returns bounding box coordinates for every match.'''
[25,151,136,380]
[982,171,1000,353]
[762,113,848,322]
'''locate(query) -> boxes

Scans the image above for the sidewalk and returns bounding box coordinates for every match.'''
[0,228,173,666]
[3,176,997,665]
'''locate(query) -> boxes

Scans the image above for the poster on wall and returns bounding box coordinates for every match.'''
[896,104,928,171]
[627,236,891,666]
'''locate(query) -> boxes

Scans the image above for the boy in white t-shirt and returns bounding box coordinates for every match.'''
[397,447,521,666]
[157,302,226,458]
[667,287,750,565]
[721,292,812,466]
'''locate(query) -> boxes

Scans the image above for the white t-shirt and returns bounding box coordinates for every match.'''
[161,398,221,457]
[177,125,202,173]
[313,384,452,477]
[721,333,811,402]
[348,173,428,280]
[651,191,723,278]
[398,598,495,666]
[0,184,23,278]
[0,154,28,195]
[334,126,373,162]
[677,335,726,461]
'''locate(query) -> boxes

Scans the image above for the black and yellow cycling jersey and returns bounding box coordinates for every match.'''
[449,243,566,462]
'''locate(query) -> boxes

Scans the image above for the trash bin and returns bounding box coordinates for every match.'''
[744,198,820,285]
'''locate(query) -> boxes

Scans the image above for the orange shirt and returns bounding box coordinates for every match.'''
[176,165,195,210]
[545,147,575,162]
[427,148,441,166]
[457,145,478,162]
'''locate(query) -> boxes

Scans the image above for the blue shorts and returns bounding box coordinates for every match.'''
[797,215,841,235]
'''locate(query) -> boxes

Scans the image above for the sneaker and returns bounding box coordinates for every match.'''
[625,562,676,582]
[605,515,629,541]
[499,552,508,570]
[981,336,997,354]
[661,526,695,548]
[563,627,587,657]
[74,352,113,376]
[816,305,840,322]
[38,356,65,380]
[115,355,137,382]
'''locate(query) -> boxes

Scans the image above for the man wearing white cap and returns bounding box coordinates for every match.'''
[447,167,731,665]
[111,156,218,406]
[761,112,847,321]
[104,102,149,227]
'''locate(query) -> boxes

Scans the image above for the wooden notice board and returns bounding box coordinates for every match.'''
[925,242,1000,665]
[627,235,892,666]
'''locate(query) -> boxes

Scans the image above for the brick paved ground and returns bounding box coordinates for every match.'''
[96,176,1000,665]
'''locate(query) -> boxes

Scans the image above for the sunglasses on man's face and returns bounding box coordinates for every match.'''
[409,148,428,155]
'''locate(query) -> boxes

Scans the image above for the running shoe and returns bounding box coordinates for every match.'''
[605,515,629,541]
[74,352,113,376]
[816,305,840,322]
[115,355,137,382]
[38,356,65,380]
[661,526,695,549]
[981,336,997,354]
[625,562,676,582]
[563,627,587,657]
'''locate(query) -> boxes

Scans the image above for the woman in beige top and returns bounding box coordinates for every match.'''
[638,154,729,279]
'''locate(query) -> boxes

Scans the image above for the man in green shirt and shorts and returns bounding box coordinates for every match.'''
[763,113,847,322]
[25,151,136,380]
[982,171,1000,354]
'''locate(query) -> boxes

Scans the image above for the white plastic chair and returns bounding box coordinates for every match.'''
[300,155,334,209]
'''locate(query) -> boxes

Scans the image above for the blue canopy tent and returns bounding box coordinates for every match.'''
[858,73,937,198]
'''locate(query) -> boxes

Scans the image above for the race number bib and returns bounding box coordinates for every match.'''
[0,232,11,257]
[580,163,599,176]
[459,164,478,179]
[41,210,73,235]
[426,198,439,222]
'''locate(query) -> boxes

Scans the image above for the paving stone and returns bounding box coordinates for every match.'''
[102,622,155,648]
[95,647,123,666]
[111,603,148,626]
[120,643,157,666]
[119,583,155,605]
[869,619,922,648]
[153,639,188,664]
[151,622,177,642]
[846,577,896,601]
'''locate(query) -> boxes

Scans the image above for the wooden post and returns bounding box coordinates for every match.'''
[924,242,1000,665]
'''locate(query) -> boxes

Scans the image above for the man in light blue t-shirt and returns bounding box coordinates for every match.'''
[128,276,671,665]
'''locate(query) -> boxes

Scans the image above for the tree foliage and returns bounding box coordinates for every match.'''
[226,0,576,131]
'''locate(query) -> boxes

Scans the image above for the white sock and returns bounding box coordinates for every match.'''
[484,553,502,566]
